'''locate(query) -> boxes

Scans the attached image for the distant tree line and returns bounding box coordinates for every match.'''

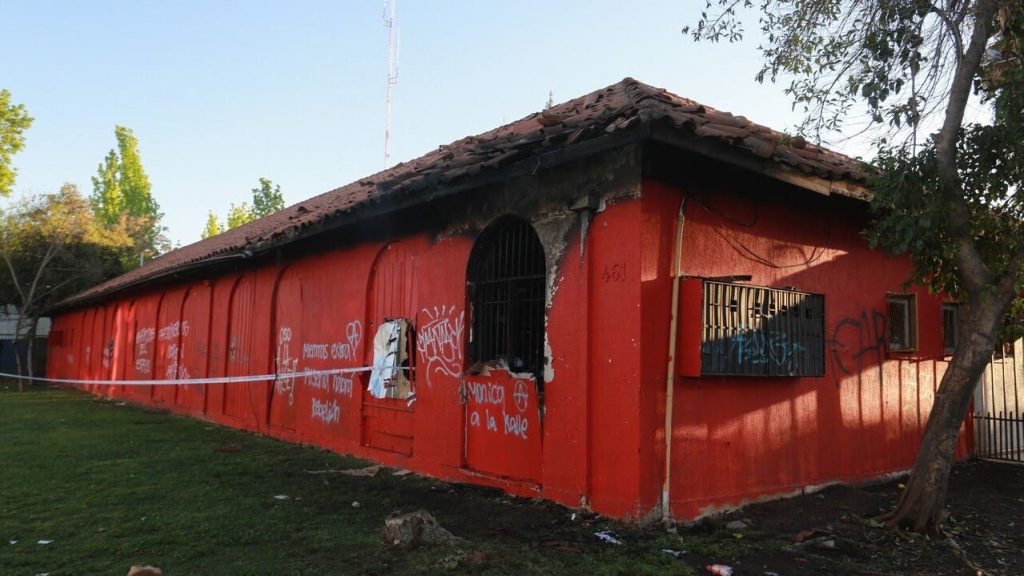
[202,177,285,239]
[0,92,167,385]
[0,88,289,385]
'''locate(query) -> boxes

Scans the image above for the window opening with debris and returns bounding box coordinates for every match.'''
[466,217,546,382]
[365,242,417,402]
[887,294,917,352]
[368,318,414,399]
[700,281,825,377]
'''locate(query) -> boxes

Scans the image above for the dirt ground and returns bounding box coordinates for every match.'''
[425,457,1024,573]
[683,459,1023,575]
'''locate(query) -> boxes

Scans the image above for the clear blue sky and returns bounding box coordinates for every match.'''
[3,0,846,246]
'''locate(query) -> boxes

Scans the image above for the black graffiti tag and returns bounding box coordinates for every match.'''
[827,310,887,386]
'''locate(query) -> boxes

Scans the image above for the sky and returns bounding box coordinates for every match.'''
[4,0,858,246]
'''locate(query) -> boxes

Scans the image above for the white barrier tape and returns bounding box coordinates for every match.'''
[0,366,375,387]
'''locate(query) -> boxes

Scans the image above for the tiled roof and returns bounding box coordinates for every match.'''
[61,78,869,308]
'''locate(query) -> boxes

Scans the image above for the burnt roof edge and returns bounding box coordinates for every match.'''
[54,121,871,312]
[52,127,648,312]
[648,123,872,201]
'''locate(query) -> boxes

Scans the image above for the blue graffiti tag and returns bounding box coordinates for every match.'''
[726,330,805,369]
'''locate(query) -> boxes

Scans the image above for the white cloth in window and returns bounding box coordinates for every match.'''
[368,319,411,399]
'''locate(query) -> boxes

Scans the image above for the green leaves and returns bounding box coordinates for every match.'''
[90,126,165,267]
[90,149,122,227]
[201,211,223,240]
[0,89,34,198]
[0,184,134,316]
[202,177,285,240]
[226,201,254,229]
[685,0,970,139]
[251,177,285,219]
[867,118,1024,303]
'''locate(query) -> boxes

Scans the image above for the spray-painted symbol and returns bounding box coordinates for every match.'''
[514,380,529,413]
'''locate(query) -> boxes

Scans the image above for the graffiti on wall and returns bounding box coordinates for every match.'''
[706,329,806,370]
[135,327,155,374]
[417,305,464,387]
[827,309,887,386]
[228,335,251,367]
[274,326,300,406]
[297,320,363,426]
[311,397,341,424]
[465,378,532,440]
[157,320,191,382]
[159,320,189,342]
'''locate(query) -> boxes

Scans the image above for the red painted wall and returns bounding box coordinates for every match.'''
[639,180,970,520]
[48,225,611,512]
[47,168,971,522]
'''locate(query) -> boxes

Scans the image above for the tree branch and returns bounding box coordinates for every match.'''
[934,0,1000,294]
[930,2,965,57]
[2,250,26,303]
[23,238,61,316]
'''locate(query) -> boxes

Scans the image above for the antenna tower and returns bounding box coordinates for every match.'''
[383,0,399,167]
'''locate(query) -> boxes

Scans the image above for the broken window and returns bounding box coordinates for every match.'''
[699,281,825,377]
[368,318,414,399]
[467,217,546,379]
[942,303,959,355]
[887,294,917,352]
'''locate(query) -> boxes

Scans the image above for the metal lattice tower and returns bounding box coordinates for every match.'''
[383,0,399,167]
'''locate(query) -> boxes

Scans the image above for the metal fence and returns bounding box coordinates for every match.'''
[0,336,49,376]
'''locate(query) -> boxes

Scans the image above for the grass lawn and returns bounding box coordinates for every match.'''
[0,385,700,575]
[4,384,1021,576]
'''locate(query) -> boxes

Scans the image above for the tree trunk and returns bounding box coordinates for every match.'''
[888,286,1016,534]
[12,307,25,393]
[26,314,39,379]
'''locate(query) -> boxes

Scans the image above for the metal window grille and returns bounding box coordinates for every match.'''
[467,218,546,378]
[887,295,916,351]
[700,281,825,377]
[942,303,959,355]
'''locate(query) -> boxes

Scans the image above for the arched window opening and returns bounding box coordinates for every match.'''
[467,217,546,380]
[366,242,417,401]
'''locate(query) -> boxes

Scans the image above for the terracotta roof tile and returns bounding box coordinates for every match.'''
[60,77,869,308]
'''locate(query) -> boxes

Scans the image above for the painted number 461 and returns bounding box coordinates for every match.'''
[602,263,626,282]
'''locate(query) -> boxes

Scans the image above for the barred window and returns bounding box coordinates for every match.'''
[467,217,546,379]
[700,281,825,377]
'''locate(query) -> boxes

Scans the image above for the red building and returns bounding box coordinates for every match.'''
[48,79,968,522]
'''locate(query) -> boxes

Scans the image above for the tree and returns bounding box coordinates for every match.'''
[91,125,165,265]
[226,201,254,229]
[686,1,1023,534]
[251,177,285,219]
[204,178,286,239]
[0,184,132,389]
[0,89,34,197]
[201,210,223,239]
